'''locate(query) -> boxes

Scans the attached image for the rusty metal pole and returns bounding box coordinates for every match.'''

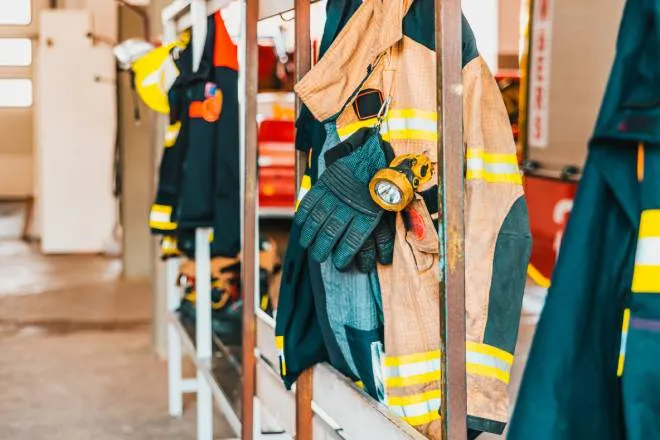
[293,1,314,439]
[435,0,468,438]
[241,0,259,439]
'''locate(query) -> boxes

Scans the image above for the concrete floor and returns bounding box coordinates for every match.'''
[0,204,233,440]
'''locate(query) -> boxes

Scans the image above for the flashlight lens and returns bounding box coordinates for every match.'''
[375,181,402,205]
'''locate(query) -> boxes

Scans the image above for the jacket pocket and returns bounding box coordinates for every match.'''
[402,196,439,273]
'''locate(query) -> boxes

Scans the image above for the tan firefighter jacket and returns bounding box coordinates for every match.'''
[294,0,531,437]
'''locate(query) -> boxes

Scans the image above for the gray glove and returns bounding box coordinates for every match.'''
[294,127,393,271]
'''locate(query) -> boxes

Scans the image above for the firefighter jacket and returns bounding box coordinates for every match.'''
[276,0,531,437]
[510,0,660,438]
[149,39,193,246]
[176,11,241,259]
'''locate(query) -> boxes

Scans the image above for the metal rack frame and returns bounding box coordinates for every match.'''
[162,1,466,439]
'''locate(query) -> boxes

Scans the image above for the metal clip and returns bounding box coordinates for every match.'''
[376,96,392,129]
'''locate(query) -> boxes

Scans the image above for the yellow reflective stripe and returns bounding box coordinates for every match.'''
[276,336,286,376]
[387,389,441,406]
[400,410,440,427]
[465,148,519,164]
[466,342,514,365]
[466,363,510,383]
[466,342,513,384]
[336,118,379,139]
[384,350,441,367]
[466,170,523,184]
[633,210,660,293]
[294,174,312,211]
[164,121,181,147]
[388,109,437,120]
[385,370,441,388]
[382,129,437,142]
[465,149,522,184]
[639,210,660,238]
[151,204,172,214]
[260,295,269,311]
[617,308,630,377]
[149,220,177,230]
[632,265,660,293]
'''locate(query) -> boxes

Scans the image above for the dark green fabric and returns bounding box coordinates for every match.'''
[510,1,660,436]
[402,1,479,68]
[176,14,240,258]
[483,196,531,353]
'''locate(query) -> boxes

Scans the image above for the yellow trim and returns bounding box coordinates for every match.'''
[280,360,287,376]
[300,174,312,190]
[337,118,378,138]
[637,142,645,182]
[617,354,625,377]
[275,336,284,350]
[388,389,441,406]
[639,210,660,238]
[401,410,441,427]
[385,370,441,388]
[149,220,177,231]
[528,264,551,288]
[354,381,365,390]
[164,121,182,147]
[260,294,269,311]
[466,170,523,184]
[382,129,437,142]
[632,265,660,293]
[388,109,437,120]
[384,350,441,367]
[152,204,173,214]
[466,363,510,383]
[465,149,519,165]
[622,308,631,332]
[466,341,514,365]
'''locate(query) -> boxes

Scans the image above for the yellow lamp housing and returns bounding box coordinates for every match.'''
[369,154,433,212]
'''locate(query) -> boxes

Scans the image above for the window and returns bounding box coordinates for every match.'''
[0,0,32,25]
[0,79,33,107]
[0,39,32,66]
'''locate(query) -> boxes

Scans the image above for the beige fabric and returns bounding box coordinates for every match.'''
[295,0,524,435]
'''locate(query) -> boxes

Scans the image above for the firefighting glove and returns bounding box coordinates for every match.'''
[295,127,393,271]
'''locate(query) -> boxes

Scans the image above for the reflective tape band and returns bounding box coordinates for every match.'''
[617,308,630,377]
[389,390,441,427]
[385,358,441,380]
[466,342,513,384]
[276,336,286,376]
[384,350,441,388]
[294,174,312,211]
[465,149,522,184]
[336,109,438,142]
[633,210,660,293]
[634,238,660,265]
[164,121,181,147]
[149,205,177,230]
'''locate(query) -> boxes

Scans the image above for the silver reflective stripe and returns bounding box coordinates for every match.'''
[635,237,660,265]
[390,398,441,418]
[465,351,511,374]
[466,158,520,175]
[385,358,441,379]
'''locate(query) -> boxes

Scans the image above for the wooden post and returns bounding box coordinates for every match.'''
[293,1,314,439]
[242,0,259,439]
[435,0,468,438]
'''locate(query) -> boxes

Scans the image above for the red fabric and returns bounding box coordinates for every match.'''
[213,12,239,70]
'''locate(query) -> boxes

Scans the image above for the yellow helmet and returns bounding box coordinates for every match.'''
[132,32,189,114]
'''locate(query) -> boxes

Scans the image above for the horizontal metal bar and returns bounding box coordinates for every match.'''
[313,364,425,440]
[167,312,242,435]
[256,358,297,435]
[181,379,199,393]
[259,207,294,219]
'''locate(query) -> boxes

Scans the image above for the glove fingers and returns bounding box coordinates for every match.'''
[293,186,325,227]
[373,219,394,265]
[309,204,352,263]
[355,236,376,272]
[299,193,339,249]
[332,214,380,271]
